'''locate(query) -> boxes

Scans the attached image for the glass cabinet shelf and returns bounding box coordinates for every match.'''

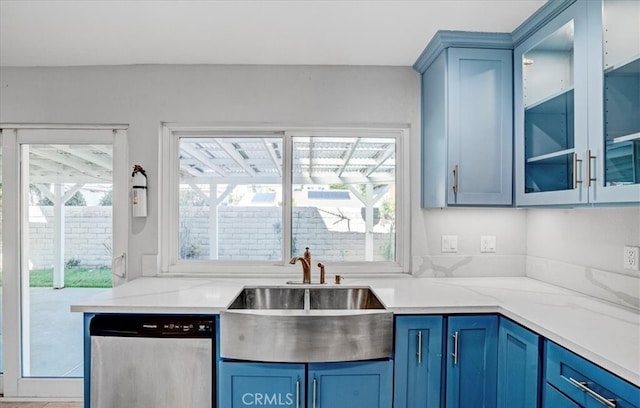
[526,148,574,163]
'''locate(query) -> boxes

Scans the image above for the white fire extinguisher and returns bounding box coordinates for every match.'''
[131,164,147,217]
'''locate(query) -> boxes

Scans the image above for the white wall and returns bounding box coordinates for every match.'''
[0,64,450,279]
[0,64,574,283]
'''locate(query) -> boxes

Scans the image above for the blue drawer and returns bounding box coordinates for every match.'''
[545,341,640,407]
[544,383,581,408]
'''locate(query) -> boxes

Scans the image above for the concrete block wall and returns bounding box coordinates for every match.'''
[28,206,395,269]
[29,206,112,269]
[179,206,394,262]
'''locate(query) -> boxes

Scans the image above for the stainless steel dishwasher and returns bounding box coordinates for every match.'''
[89,314,215,408]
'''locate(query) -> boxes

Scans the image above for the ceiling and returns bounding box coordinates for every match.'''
[0,0,545,68]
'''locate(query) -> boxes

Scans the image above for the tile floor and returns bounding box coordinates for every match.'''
[0,403,82,407]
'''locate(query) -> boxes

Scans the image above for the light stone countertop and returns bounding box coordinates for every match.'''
[71,276,640,387]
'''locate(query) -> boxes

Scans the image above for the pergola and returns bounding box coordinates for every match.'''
[25,136,396,286]
[178,136,396,261]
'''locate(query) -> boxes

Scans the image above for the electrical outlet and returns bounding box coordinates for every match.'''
[441,235,458,253]
[480,236,497,253]
[624,246,639,271]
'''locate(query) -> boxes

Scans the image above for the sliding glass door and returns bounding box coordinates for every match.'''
[1,127,127,398]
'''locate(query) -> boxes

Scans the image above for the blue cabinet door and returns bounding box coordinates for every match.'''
[514,0,590,206]
[446,47,513,206]
[308,360,393,408]
[393,315,444,408]
[446,315,498,408]
[219,362,305,407]
[497,317,540,408]
[421,42,513,208]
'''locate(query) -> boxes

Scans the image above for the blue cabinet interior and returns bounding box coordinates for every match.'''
[603,58,640,186]
[393,315,444,407]
[524,89,575,194]
[497,317,541,408]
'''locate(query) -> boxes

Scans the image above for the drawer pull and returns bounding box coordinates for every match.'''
[417,331,423,364]
[296,380,300,408]
[568,377,617,407]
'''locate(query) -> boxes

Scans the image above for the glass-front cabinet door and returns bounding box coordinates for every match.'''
[515,1,589,205]
[516,0,640,206]
[588,0,640,203]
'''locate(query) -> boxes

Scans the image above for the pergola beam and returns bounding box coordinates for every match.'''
[181,143,230,177]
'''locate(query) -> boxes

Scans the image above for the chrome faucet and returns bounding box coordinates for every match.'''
[289,247,312,284]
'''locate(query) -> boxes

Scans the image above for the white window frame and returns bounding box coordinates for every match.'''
[160,123,411,276]
[0,125,128,399]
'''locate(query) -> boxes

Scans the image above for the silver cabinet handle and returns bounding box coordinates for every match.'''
[417,331,423,364]
[453,165,459,193]
[568,377,616,407]
[452,331,459,365]
[312,378,317,408]
[586,150,596,188]
[573,153,583,189]
[296,380,300,408]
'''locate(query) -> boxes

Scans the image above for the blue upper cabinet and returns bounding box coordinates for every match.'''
[445,315,499,408]
[415,32,513,207]
[497,317,540,408]
[587,0,640,203]
[393,315,444,408]
[514,0,640,205]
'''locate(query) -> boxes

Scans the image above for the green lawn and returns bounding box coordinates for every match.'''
[29,268,112,288]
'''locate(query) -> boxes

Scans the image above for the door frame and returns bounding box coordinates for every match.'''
[1,125,128,398]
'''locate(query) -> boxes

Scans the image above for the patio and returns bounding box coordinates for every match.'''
[1,287,106,378]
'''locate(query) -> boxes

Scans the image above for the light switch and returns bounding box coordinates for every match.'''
[442,235,458,253]
[480,236,497,253]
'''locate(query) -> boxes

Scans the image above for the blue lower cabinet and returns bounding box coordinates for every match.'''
[446,315,499,408]
[218,360,392,407]
[497,317,540,408]
[307,360,393,408]
[393,315,444,407]
[544,341,640,408]
[219,362,305,407]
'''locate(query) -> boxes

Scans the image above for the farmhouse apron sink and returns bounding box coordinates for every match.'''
[220,286,393,362]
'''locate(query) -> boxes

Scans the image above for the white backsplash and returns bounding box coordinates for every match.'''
[413,207,527,277]
[413,206,640,310]
[526,207,640,310]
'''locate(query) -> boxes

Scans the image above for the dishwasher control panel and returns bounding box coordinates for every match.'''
[90,314,215,338]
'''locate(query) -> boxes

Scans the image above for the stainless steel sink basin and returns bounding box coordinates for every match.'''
[220,286,392,363]
[308,287,385,310]
[227,287,305,310]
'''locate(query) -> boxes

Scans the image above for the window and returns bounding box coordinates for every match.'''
[161,125,409,275]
